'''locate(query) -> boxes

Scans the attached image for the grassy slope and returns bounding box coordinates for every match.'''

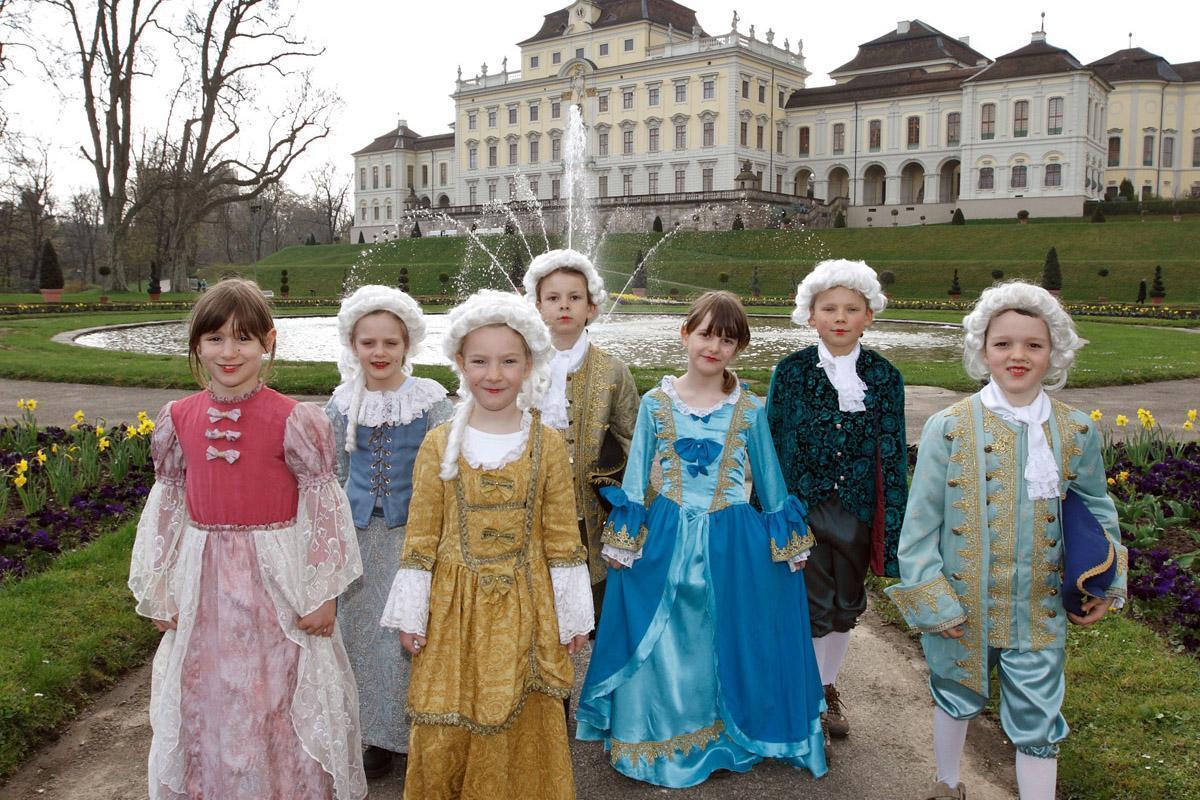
[184,218,1200,304]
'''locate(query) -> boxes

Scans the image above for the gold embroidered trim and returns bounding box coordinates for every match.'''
[601,521,648,551]
[708,391,755,513]
[889,573,959,624]
[1076,542,1116,593]
[408,682,570,737]
[1109,547,1129,599]
[1028,497,1060,650]
[546,547,588,568]
[649,389,683,505]
[769,528,816,562]
[397,555,435,571]
[949,399,985,695]
[1051,400,1082,496]
[609,720,726,766]
[982,411,1016,648]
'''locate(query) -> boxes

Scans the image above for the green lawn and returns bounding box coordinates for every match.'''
[191,218,1200,304]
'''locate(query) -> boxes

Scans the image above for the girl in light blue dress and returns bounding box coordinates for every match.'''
[576,291,827,788]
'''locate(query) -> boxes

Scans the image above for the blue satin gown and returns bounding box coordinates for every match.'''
[576,381,828,787]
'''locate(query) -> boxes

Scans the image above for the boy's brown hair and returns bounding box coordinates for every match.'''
[187,278,277,387]
[682,291,751,393]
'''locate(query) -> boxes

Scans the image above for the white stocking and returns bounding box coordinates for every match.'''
[1015,751,1057,800]
[933,707,968,788]
[810,635,828,685]
[820,630,852,686]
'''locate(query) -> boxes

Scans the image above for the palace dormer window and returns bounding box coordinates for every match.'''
[530,55,539,69]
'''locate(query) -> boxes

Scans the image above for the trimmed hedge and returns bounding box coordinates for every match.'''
[1083,199,1200,216]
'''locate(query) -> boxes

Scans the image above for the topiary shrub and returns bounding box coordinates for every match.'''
[731,214,744,231]
[1042,247,1062,292]
[397,267,410,293]
[147,260,162,296]
[951,208,965,225]
[280,269,290,297]
[1017,209,1030,223]
[948,269,962,297]
[38,239,64,290]
[1137,279,1147,304]
[1150,265,1166,301]
[1119,178,1136,202]
[410,220,423,238]
[1091,205,1106,223]
[991,269,1004,281]
[751,265,761,297]
[718,272,730,285]
[652,215,664,233]
[833,211,846,228]
[358,231,365,244]
[879,270,895,292]
[1097,268,1109,278]
[304,233,317,246]
[631,250,647,291]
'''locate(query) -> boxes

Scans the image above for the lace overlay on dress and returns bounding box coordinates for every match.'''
[381,568,432,635]
[331,376,447,428]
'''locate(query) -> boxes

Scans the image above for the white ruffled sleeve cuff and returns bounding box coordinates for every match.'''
[380,568,432,635]
[601,543,641,568]
[550,564,595,643]
[787,550,811,572]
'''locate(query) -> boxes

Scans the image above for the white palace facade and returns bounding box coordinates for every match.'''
[350,2,1195,237]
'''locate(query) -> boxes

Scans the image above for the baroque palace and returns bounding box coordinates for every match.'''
[350,0,1199,238]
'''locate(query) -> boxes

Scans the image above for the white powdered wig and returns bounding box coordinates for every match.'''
[792,259,888,326]
[439,289,553,479]
[962,281,1084,391]
[336,285,429,451]
[522,248,608,307]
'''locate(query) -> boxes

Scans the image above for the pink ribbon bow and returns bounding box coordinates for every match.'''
[207,407,242,423]
[205,428,243,441]
[205,446,240,464]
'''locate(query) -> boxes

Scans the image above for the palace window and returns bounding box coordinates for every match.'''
[508,107,517,124]
[979,167,994,189]
[623,130,634,155]
[487,109,497,127]
[649,86,660,106]
[703,79,715,99]
[980,104,995,139]
[832,123,845,154]
[530,56,539,69]
[576,48,584,59]
[649,127,660,152]
[529,180,538,196]
[623,173,632,195]
[552,178,560,198]
[552,138,561,161]
[552,51,561,64]
[371,166,378,189]
[530,104,539,122]
[421,165,428,186]
[757,84,765,103]
[468,113,477,130]
[778,90,785,108]
[405,165,413,188]
[1143,134,1155,166]
[1044,163,1061,187]
[373,204,379,221]
[869,120,881,151]
[359,205,366,221]
[624,38,634,51]
[468,185,477,204]
[907,116,920,148]
[439,163,448,185]
[740,121,748,146]
[741,80,749,99]
[1047,97,1063,135]
[675,124,687,149]
[675,83,686,103]
[702,167,714,191]
[1162,136,1174,168]
[599,132,609,156]
[623,90,634,110]
[1013,101,1029,137]
[488,145,497,167]
[776,130,783,153]
[798,126,810,156]
[756,124,764,149]
[598,95,609,112]
[599,43,609,56]
[1193,136,1200,167]
[508,142,518,165]
[598,175,608,197]
[384,164,392,188]
[359,167,366,190]
[385,202,392,220]
[551,101,561,119]
[529,140,539,163]
[703,121,714,147]
[468,147,477,169]
[648,171,658,193]
[675,169,686,193]
[1010,165,1027,188]
[946,112,960,146]
[1108,136,1121,166]
[776,174,783,193]
[488,183,496,201]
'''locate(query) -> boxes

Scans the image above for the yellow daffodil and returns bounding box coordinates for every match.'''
[95,424,106,436]
[14,474,27,488]
[25,399,37,411]
[69,422,79,431]
[35,450,46,465]
[98,437,110,451]
[1189,409,1198,422]
[1118,470,1130,482]
[51,444,58,454]
[16,459,28,474]
[125,425,139,438]
[137,411,150,422]
[1115,415,1129,427]
[1089,409,1103,421]
[17,399,25,409]
[1107,477,1115,486]
[73,410,85,423]
[139,419,155,434]
[1186,420,1195,431]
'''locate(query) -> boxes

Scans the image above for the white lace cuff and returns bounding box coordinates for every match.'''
[601,543,641,568]
[550,564,595,643]
[380,568,431,635]
[787,550,811,572]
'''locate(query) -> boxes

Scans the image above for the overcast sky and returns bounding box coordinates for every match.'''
[4,0,1194,196]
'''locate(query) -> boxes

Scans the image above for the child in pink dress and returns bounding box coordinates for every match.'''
[128,279,367,800]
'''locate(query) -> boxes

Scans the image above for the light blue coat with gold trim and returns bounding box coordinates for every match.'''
[885,393,1128,697]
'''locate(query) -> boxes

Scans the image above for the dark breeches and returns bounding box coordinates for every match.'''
[805,496,871,637]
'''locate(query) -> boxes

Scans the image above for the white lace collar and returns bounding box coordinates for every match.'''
[538,332,590,430]
[659,375,741,418]
[462,411,532,470]
[332,376,447,428]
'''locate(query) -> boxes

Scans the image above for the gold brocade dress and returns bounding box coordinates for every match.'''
[399,420,586,800]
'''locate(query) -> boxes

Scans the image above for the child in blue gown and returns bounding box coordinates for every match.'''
[576,291,828,788]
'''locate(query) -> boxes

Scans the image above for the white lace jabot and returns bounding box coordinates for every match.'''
[817,341,868,413]
[461,414,531,470]
[659,375,741,418]
[331,376,446,427]
[539,332,589,430]
[980,381,1060,501]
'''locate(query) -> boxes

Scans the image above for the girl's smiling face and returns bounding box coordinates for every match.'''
[680,313,740,380]
[196,318,275,397]
[456,324,532,413]
[982,309,1052,405]
[352,311,409,391]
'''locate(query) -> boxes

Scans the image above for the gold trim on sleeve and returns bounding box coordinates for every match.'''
[769,528,816,562]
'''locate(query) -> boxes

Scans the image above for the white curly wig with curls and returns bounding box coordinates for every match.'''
[962,281,1084,391]
[439,289,553,479]
[336,285,428,451]
[522,248,608,307]
[792,259,888,326]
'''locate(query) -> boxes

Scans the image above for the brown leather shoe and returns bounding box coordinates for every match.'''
[923,779,966,799]
[823,684,850,738]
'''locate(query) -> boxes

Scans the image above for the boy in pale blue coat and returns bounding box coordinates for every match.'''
[886,282,1127,800]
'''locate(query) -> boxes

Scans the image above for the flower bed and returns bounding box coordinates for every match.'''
[1,401,153,580]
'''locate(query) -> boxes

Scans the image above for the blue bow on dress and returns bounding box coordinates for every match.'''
[674,438,722,478]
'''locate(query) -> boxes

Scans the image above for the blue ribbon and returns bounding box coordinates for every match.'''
[674,437,722,478]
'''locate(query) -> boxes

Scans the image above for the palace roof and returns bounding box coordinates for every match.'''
[785,66,983,109]
[830,20,988,75]
[353,125,453,156]
[1087,48,1184,83]
[1169,61,1200,82]
[519,0,705,45]
[965,37,1104,85]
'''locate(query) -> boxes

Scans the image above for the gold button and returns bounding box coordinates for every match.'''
[951,572,962,581]
[947,479,959,488]
[1049,588,1059,596]
[952,526,965,535]
[1046,514,1056,523]
[984,444,994,453]
[944,433,955,441]
[1048,610,1058,618]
